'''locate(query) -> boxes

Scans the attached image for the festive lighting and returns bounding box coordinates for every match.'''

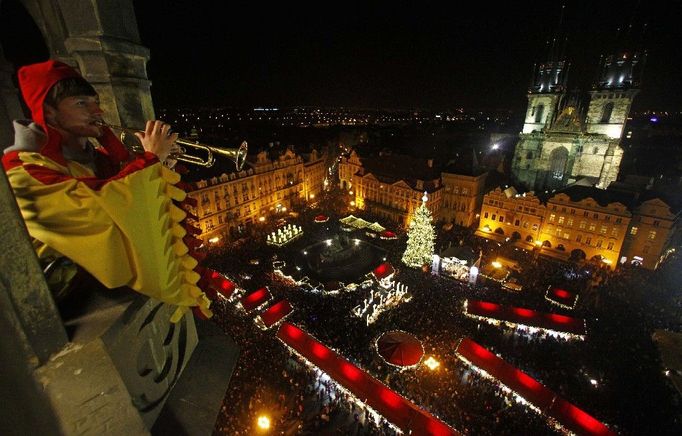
[208,236,220,243]
[424,356,440,370]
[402,192,435,268]
[259,216,266,222]
[464,300,586,341]
[491,261,502,268]
[257,415,271,430]
[544,286,579,310]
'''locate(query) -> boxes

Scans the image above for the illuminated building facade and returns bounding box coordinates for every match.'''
[476,187,546,248]
[339,151,442,227]
[476,185,680,270]
[538,187,633,266]
[189,147,327,243]
[440,170,488,227]
[621,196,681,269]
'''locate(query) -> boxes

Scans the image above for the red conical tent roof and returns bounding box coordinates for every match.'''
[377,331,424,367]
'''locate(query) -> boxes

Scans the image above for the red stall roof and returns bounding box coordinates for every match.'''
[207,270,236,299]
[545,287,579,309]
[277,322,459,436]
[373,262,395,280]
[465,300,587,338]
[456,338,615,436]
[260,300,293,328]
[241,287,271,311]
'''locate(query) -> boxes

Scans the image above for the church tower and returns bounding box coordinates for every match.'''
[585,48,644,139]
[521,58,569,134]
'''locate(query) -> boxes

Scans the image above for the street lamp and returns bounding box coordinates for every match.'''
[424,356,440,370]
[257,415,271,430]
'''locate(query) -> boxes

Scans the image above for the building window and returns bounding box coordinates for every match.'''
[615,218,622,224]
[484,212,489,218]
[579,221,586,229]
[585,237,592,245]
[648,230,657,240]
[607,242,614,250]
[653,220,660,227]
[556,227,562,236]
[570,209,575,215]
[499,216,504,223]
[600,225,607,234]
[532,224,539,231]
[611,228,618,237]
[593,213,599,219]
[492,214,496,221]
[549,214,556,222]
[589,223,596,232]
[583,211,589,217]
[576,235,582,243]
[558,216,565,224]
[515,219,520,226]
[596,240,603,248]
[630,226,638,235]
[567,218,573,227]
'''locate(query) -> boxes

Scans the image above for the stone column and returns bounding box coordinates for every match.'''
[0,46,24,148]
[57,0,154,128]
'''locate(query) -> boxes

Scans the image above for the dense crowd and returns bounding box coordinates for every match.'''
[206,208,682,435]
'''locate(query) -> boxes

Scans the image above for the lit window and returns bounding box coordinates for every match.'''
[558,216,565,224]
[600,226,607,234]
[607,242,614,250]
[549,214,556,222]
[630,226,638,235]
[648,230,657,240]
[589,223,596,232]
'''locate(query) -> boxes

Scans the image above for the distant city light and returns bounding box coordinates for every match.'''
[650,116,658,123]
[491,143,499,150]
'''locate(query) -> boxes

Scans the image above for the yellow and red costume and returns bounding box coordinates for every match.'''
[2,60,211,322]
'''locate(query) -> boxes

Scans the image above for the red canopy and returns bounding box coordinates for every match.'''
[277,323,459,436]
[241,287,271,311]
[545,287,579,309]
[260,300,293,328]
[456,338,615,436]
[376,331,424,367]
[380,230,397,239]
[373,262,394,280]
[314,214,329,223]
[465,300,587,337]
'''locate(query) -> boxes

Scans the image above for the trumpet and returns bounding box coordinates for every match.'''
[96,121,248,170]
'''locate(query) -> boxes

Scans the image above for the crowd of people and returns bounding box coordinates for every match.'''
[205,206,681,435]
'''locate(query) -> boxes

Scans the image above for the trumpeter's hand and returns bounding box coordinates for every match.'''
[135,120,178,162]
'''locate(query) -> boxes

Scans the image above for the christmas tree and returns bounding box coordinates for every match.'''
[402,192,435,268]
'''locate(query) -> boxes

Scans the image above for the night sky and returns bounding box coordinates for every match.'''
[2,1,681,112]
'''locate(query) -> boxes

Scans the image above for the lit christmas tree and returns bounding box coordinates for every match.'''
[402,192,435,268]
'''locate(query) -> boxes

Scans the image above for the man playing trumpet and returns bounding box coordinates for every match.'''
[2,60,221,322]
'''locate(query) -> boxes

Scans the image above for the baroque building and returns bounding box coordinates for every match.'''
[512,45,644,192]
[188,146,327,243]
[339,150,442,227]
[476,185,680,270]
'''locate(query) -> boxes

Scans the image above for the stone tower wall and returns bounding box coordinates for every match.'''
[585,89,638,139]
